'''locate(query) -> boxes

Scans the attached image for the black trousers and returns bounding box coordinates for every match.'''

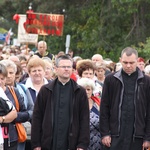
[25,140,32,150]
[4,140,18,150]
[102,137,143,150]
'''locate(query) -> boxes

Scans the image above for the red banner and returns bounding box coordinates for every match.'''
[24,13,64,36]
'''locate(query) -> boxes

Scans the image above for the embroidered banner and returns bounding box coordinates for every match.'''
[24,13,64,36]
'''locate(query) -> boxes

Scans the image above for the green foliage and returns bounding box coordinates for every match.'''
[0,0,150,62]
[0,27,7,33]
[134,38,150,61]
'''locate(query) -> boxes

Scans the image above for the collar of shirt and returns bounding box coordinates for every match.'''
[25,77,48,90]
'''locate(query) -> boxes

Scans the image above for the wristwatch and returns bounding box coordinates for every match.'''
[2,116,5,123]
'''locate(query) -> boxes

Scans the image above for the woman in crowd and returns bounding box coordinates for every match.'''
[76,59,101,101]
[22,56,48,103]
[0,87,17,149]
[42,57,54,81]
[137,57,145,72]
[0,59,33,119]
[18,55,28,75]
[76,59,96,80]
[114,62,122,72]
[22,56,49,150]
[18,55,29,82]
[95,63,106,99]
[77,78,101,150]
[95,63,106,84]
[14,62,23,83]
[0,63,29,150]
[0,59,33,150]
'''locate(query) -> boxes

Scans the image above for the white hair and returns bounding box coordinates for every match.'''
[0,59,17,73]
[77,78,95,91]
[144,65,150,75]
[92,54,103,60]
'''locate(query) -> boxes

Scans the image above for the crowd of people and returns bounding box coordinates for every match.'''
[0,41,150,150]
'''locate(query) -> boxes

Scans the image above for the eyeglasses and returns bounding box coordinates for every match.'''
[57,66,72,69]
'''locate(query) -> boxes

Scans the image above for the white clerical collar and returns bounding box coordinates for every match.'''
[58,79,70,85]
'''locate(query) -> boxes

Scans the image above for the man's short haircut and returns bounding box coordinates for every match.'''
[121,47,138,58]
[55,55,73,67]
[92,54,103,60]
[38,41,47,48]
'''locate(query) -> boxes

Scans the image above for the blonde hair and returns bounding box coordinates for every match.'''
[27,56,46,73]
[96,62,106,70]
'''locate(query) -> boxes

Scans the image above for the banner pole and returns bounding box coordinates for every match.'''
[26,42,28,54]
[43,35,46,41]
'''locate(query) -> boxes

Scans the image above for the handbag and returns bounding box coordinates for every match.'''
[0,97,13,116]
[8,86,27,143]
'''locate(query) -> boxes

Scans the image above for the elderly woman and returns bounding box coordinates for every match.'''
[77,78,101,150]
[23,56,48,103]
[0,59,33,150]
[0,59,34,115]
[0,63,28,150]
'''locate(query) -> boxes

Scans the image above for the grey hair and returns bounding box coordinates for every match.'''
[77,78,95,91]
[55,55,73,67]
[144,65,150,75]
[0,59,17,73]
[38,40,47,46]
[92,54,103,60]
[121,47,138,58]
[42,57,52,63]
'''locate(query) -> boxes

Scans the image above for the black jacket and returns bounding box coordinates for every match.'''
[100,68,150,141]
[31,78,90,150]
[34,52,54,60]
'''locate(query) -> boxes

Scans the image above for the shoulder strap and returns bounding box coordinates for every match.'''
[19,84,26,94]
[7,86,19,112]
[95,80,103,87]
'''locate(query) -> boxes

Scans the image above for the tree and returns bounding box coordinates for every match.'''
[0,0,150,61]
